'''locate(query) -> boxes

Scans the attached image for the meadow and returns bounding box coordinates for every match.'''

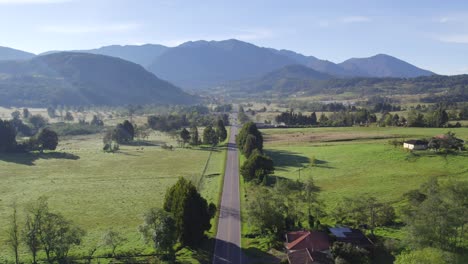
[0,129,227,262]
[263,126,468,204]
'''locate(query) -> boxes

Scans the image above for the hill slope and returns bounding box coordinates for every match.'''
[227,64,332,93]
[147,39,297,89]
[0,46,35,61]
[0,52,196,107]
[339,54,434,77]
[40,44,169,67]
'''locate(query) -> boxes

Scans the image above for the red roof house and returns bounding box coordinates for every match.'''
[286,231,331,253]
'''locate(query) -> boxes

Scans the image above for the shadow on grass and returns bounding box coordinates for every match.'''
[265,149,310,168]
[0,151,80,166]
[266,149,335,170]
[121,140,164,146]
[205,173,221,178]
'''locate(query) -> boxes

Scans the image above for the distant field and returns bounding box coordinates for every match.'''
[262,126,468,207]
[0,130,227,261]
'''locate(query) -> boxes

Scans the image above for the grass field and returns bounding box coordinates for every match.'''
[0,130,228,262]
[240,126,468,263]
[262,126,468,211]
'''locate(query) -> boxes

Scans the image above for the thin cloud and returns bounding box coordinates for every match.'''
[160,28,275,47]
[38,23,141,34]
[438,34,468,44]
[232,28,274,41]
[0,0,71,4]
[341,16,372,23]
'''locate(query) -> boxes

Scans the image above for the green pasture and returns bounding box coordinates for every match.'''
[0,130,228,262]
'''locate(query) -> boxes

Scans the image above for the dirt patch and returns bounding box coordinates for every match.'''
[264,131,398,144]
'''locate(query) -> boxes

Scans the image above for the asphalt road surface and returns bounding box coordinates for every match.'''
[212,113,243,264]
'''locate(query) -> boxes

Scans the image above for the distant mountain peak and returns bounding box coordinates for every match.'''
[339,53,433,78]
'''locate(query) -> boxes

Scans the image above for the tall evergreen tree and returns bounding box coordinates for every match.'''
[180,128,191,146]
[190,126,199,145]
[203,125,218,146]
[215,119,227,142]
[0,120,17,152]
[163,177,215,246]
[236,122,263,156]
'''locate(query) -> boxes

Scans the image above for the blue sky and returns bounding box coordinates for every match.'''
[1,0,468,75]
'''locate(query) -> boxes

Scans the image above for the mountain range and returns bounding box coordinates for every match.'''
[0,52,195,107]
[1,39,434,91]
[0,46,36,61]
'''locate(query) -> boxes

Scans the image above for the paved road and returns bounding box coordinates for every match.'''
[212,113,243,264]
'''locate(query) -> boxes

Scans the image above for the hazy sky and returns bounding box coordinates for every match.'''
[1,0,468,75]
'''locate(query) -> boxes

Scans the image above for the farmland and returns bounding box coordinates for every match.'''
[0,130,228,261]
[262,126,468,207]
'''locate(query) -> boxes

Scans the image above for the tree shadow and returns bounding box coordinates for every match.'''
[212,238,252,264]
[265,149,310,168]
[121,140,163,147]
[205,173,220,178]
[0,151,80,166]
[265,149,334,170]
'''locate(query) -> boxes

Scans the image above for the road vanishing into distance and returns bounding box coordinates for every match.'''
[213,112,243,264]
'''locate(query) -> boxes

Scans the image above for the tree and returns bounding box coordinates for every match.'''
[102,230,126,257]
[242,134,258,158]
[246,187,286,237]
[11,110,21,120]
[39,212,85,262]
[300,176,321,227]
[0,120,17,152]
[331,242,370,264]
[395,248,452,264]
[401,177,467,250]
[236,122,263,156]
[407,110,425,127]
[180,128,191,146]
[47,107,56,118]
[428,132,465,152]
[240,150,274,183]
[7,203,20,264]
[28,115,48,130]
[122,120,135,141]
[64,111,74,122]
[215,119,227,142]
[190,126,199,145]
[36,128,59,151]
[90,115,104,126]
[163,177,215,246]
[23,197,48,264]
[333,196,395,236]
[107,121,135,144]
[103,130,120,153]
[203,125,219,146]
[23,108,30,119]
[139,208,177,255]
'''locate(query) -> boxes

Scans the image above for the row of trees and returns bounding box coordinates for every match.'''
[237,122,275,184]
[147,113,229,133]
[274,105,461,128]
[179,119,227,147]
